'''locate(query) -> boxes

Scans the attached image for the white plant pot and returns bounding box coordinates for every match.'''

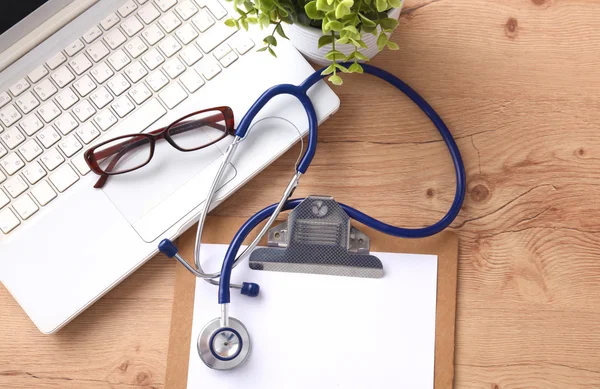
[282,6,402,66]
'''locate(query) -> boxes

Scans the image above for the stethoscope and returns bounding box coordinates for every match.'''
[158,63,466,370]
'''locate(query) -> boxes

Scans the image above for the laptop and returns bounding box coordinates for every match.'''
[0,0,339,333]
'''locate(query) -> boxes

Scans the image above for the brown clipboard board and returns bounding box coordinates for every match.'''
[165,216,459,389]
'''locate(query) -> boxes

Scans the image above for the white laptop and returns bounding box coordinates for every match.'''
[0,0,339,333]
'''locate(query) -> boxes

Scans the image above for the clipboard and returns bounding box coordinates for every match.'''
[165,216,459,389]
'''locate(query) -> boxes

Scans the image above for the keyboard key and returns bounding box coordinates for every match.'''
[192,9,215,32]
[75,122,100,143]
[163,57,185,78]
[22,161,46,185]
[0,105,22,127]
[146,71,169,91]
[90,86,114,109]
[72,154,91,176]
[15,91,40,114]
[10,79,30,97]
[37,127,61,148]
[180,46,203,66]
[1,128,25,149]
[28,65,50,83]
[213,43,232,60]
[180,70,205,92]
[219,50,238,67]
[0,208,20,233]
[31,181,57,205]
[155,0,177,11]
[0,143,6,158]
[0,92,11,109]
[194,57,221,80]
[175,1,199,20]
[50,164,79,192]
[82,25,103,43]
[142,48,165,70]
[33,79,58,101]
[68,53,93,75]
[141,24,165,46]
[51,66,75,88]
[38,101,61,123]
[73,100,97,121]
[0,189,8,208]
[20,114,44,136]
[86,41,110,62]
[119,0,138,17]
[129,83,152,104]
[58,134,83,157]
[124,61,148,83]
[65,39,85,56]
[112,96,135,118]
[13,195,38,219]
[100,13,121,31]
[205,0,228,19]
[159,11,182,33]
[1,152,25,175]
[55,87,79,110]
[197,23,237,53]
[124,37,148,58]
[46,52,67,70]
[17,139,43,162]
[122,16,144,37]
[107,74,131,96]
[93,110,118,131]
[73,75,97,97]
[159,82,187,109]
[159,36,182,57]
[91,62,114,84]
[104,29,127,49]
[138,3,160,24]
[4,175,28,197]
[41,148,65,171]
[54,112,79,135]
[108,49,132,71]
[176,24,198,45]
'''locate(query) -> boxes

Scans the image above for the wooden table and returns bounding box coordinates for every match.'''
[2,0,600,387]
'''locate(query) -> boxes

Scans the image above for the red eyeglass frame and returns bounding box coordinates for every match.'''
[84,106,235,188]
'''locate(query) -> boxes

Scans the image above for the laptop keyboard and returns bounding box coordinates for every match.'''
[0,0,255,236]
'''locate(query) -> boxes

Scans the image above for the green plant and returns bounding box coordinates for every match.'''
[224,0,401,84]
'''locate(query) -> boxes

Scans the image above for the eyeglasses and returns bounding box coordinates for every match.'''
[84,106,235,188]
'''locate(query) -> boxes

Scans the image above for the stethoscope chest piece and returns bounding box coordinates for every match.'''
[198,317,251,370]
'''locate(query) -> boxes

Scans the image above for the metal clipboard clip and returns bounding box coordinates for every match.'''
[249,196,384,278]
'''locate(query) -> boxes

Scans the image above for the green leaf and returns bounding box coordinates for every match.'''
[359,13,376,27]
[362,25,376,34]
[339,0,354,7]
[336,37,350,44]
[257,46,268,52]
[243,0,254,11]
[325,20,344,31]
[345,51,356,60]
[343,25,358,34]
[349,62,364,73]
[334,63,350,73]
[328,74,343,85]
[321,63,336,75]
[276,24,289,39]
[377,32,388,50]
[386,41,399,50]
[350,38,368,48]
[380,17,399,31]
[246,16,258,24]
[224,18,236,27]
[304,1,323,19]
[327,0,335,5]
[375,0,387,12]
[325,49,345,61]
[259,13,271,28]
[335,4,351,18]
[240,18,249,30]
[318,34,334,48]
[268,46,277,57]
[388,0,402,7]
[264,35,278,46]
[316,0,334,12]
[355,51,369,60]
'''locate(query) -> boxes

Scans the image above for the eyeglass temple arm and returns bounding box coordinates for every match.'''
[92,115,229,188]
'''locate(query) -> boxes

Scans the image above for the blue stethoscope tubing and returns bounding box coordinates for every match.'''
[215,63,467,305]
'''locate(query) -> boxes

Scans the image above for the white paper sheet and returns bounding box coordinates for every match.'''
[186,244,438,389]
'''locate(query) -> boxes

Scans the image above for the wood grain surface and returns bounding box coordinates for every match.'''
[2,0,600,387]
